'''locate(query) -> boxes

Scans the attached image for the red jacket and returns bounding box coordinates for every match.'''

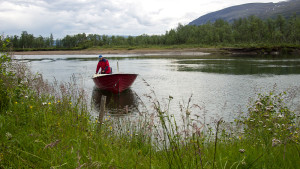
[96,58,111,74]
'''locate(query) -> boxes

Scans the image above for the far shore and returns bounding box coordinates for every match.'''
[13,46,300,56]
[13,48,222,55]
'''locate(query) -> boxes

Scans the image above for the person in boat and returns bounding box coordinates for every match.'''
[96,55,111,74]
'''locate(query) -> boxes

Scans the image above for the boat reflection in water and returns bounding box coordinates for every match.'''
[91,87,138,115]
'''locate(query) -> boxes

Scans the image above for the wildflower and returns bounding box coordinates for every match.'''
[6,132,12,140]
[30,106,33,109]
[15,102,18,104]
[42,102,47,106]
[278,114,283,118]
[239,149,245,153]
[25,96,28,99]
[69,102,72,105]
[266,106,274,111]
[95,120,98,123]
[272,138,281,147]
[57,100,60,103]
[48,102,51,105]
[256,102,263,106]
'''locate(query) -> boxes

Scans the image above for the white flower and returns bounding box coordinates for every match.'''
[272,138,281,147]
[266,106,274,111]
[6,132,12,140]
[275,123,281,128]
[239,149,245,153]
[256,102,263,106]
[278,114,283,118]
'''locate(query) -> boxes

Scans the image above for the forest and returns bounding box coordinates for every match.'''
[7,14,300,51]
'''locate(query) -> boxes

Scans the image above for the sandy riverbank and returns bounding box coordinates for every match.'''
[13,48,222,55]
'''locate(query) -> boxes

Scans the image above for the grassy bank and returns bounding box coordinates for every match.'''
[1,38,300,168]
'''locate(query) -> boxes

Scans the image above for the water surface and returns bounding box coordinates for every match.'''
[15,53,300,121]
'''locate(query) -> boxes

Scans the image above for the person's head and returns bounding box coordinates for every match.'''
[99,55,103,61]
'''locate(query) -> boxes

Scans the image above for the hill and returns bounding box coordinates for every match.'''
[189,0,300,25]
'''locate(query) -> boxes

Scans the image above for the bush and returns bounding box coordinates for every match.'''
[241,91,297,145]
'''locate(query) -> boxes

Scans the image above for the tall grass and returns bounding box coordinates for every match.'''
[1,36,300,168]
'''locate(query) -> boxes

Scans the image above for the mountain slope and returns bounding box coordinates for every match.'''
[189,0,300,25]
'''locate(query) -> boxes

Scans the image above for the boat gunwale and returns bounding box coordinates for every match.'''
[92,73,138,79]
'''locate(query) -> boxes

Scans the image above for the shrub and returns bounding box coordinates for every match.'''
[241,91,296,145]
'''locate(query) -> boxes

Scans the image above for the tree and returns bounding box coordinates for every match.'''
[50,33,54,47]
[275,15,286,42]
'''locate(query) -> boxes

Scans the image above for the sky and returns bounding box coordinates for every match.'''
[0,0,286,39]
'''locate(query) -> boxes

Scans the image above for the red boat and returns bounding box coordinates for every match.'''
[93,73,138,93]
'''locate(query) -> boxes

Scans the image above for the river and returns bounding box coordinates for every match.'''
[15,53,300,122]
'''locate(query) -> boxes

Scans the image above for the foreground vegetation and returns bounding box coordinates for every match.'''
[6,15,300,52]
[1,36,300,168]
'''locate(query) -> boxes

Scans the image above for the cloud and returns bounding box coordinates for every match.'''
[0,0,286,38]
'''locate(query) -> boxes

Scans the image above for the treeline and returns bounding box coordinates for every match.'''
[7,15,300,50]
[9,31,55,49]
